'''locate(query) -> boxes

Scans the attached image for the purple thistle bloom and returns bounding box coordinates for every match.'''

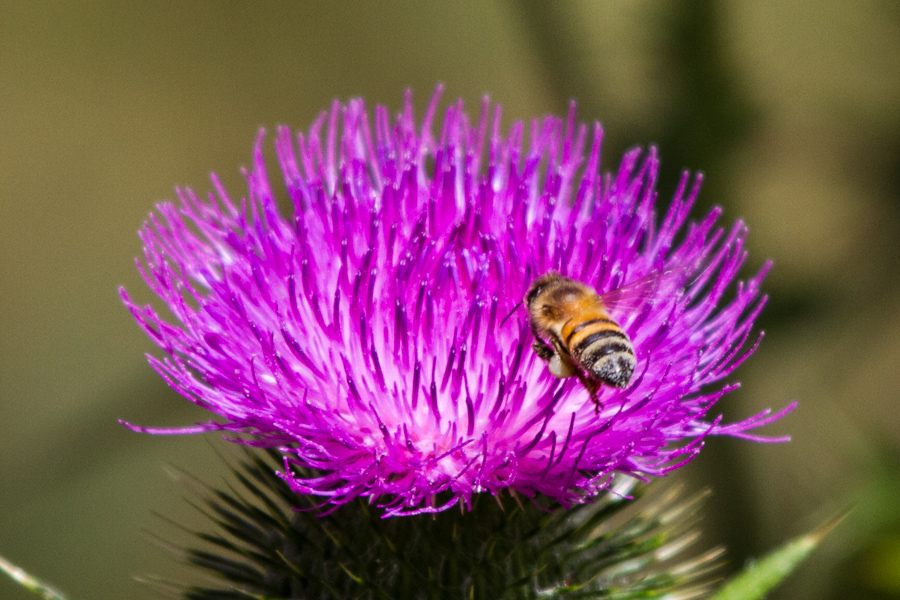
[122,89,795,516]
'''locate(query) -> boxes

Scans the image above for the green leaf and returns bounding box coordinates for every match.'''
[710,511,848,600]
[0,555,68,600]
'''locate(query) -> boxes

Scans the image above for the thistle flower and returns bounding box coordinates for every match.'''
[122,88,794,516]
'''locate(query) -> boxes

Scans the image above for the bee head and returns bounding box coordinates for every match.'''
[525,271,563,307]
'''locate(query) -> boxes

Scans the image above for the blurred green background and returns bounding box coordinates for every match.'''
[1,1,898,599]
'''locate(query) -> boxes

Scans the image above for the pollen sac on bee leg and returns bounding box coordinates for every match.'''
[548,353,577,378]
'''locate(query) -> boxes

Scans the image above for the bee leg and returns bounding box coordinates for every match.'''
[577,374,603,413]
[531,338,555,361]
[529,319,556,362]
[546,338,577,379]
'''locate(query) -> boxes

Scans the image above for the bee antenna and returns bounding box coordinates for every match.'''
[499,300,523,328]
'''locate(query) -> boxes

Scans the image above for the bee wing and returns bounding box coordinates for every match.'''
[598,263,694,315]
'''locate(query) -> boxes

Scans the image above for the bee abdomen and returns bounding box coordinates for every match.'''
[571,328,628,355]
[564,317,615,345]
[574,328,636,389]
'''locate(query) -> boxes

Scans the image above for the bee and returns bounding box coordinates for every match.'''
[524,271,639,411]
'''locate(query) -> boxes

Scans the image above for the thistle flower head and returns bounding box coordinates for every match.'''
[122,88,794,516]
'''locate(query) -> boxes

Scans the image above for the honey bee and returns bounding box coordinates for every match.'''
[524,271,639,411]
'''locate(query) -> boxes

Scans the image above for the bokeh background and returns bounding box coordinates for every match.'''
[1,2,898,598]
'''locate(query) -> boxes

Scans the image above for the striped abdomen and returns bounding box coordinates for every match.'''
[560,309,636,389]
